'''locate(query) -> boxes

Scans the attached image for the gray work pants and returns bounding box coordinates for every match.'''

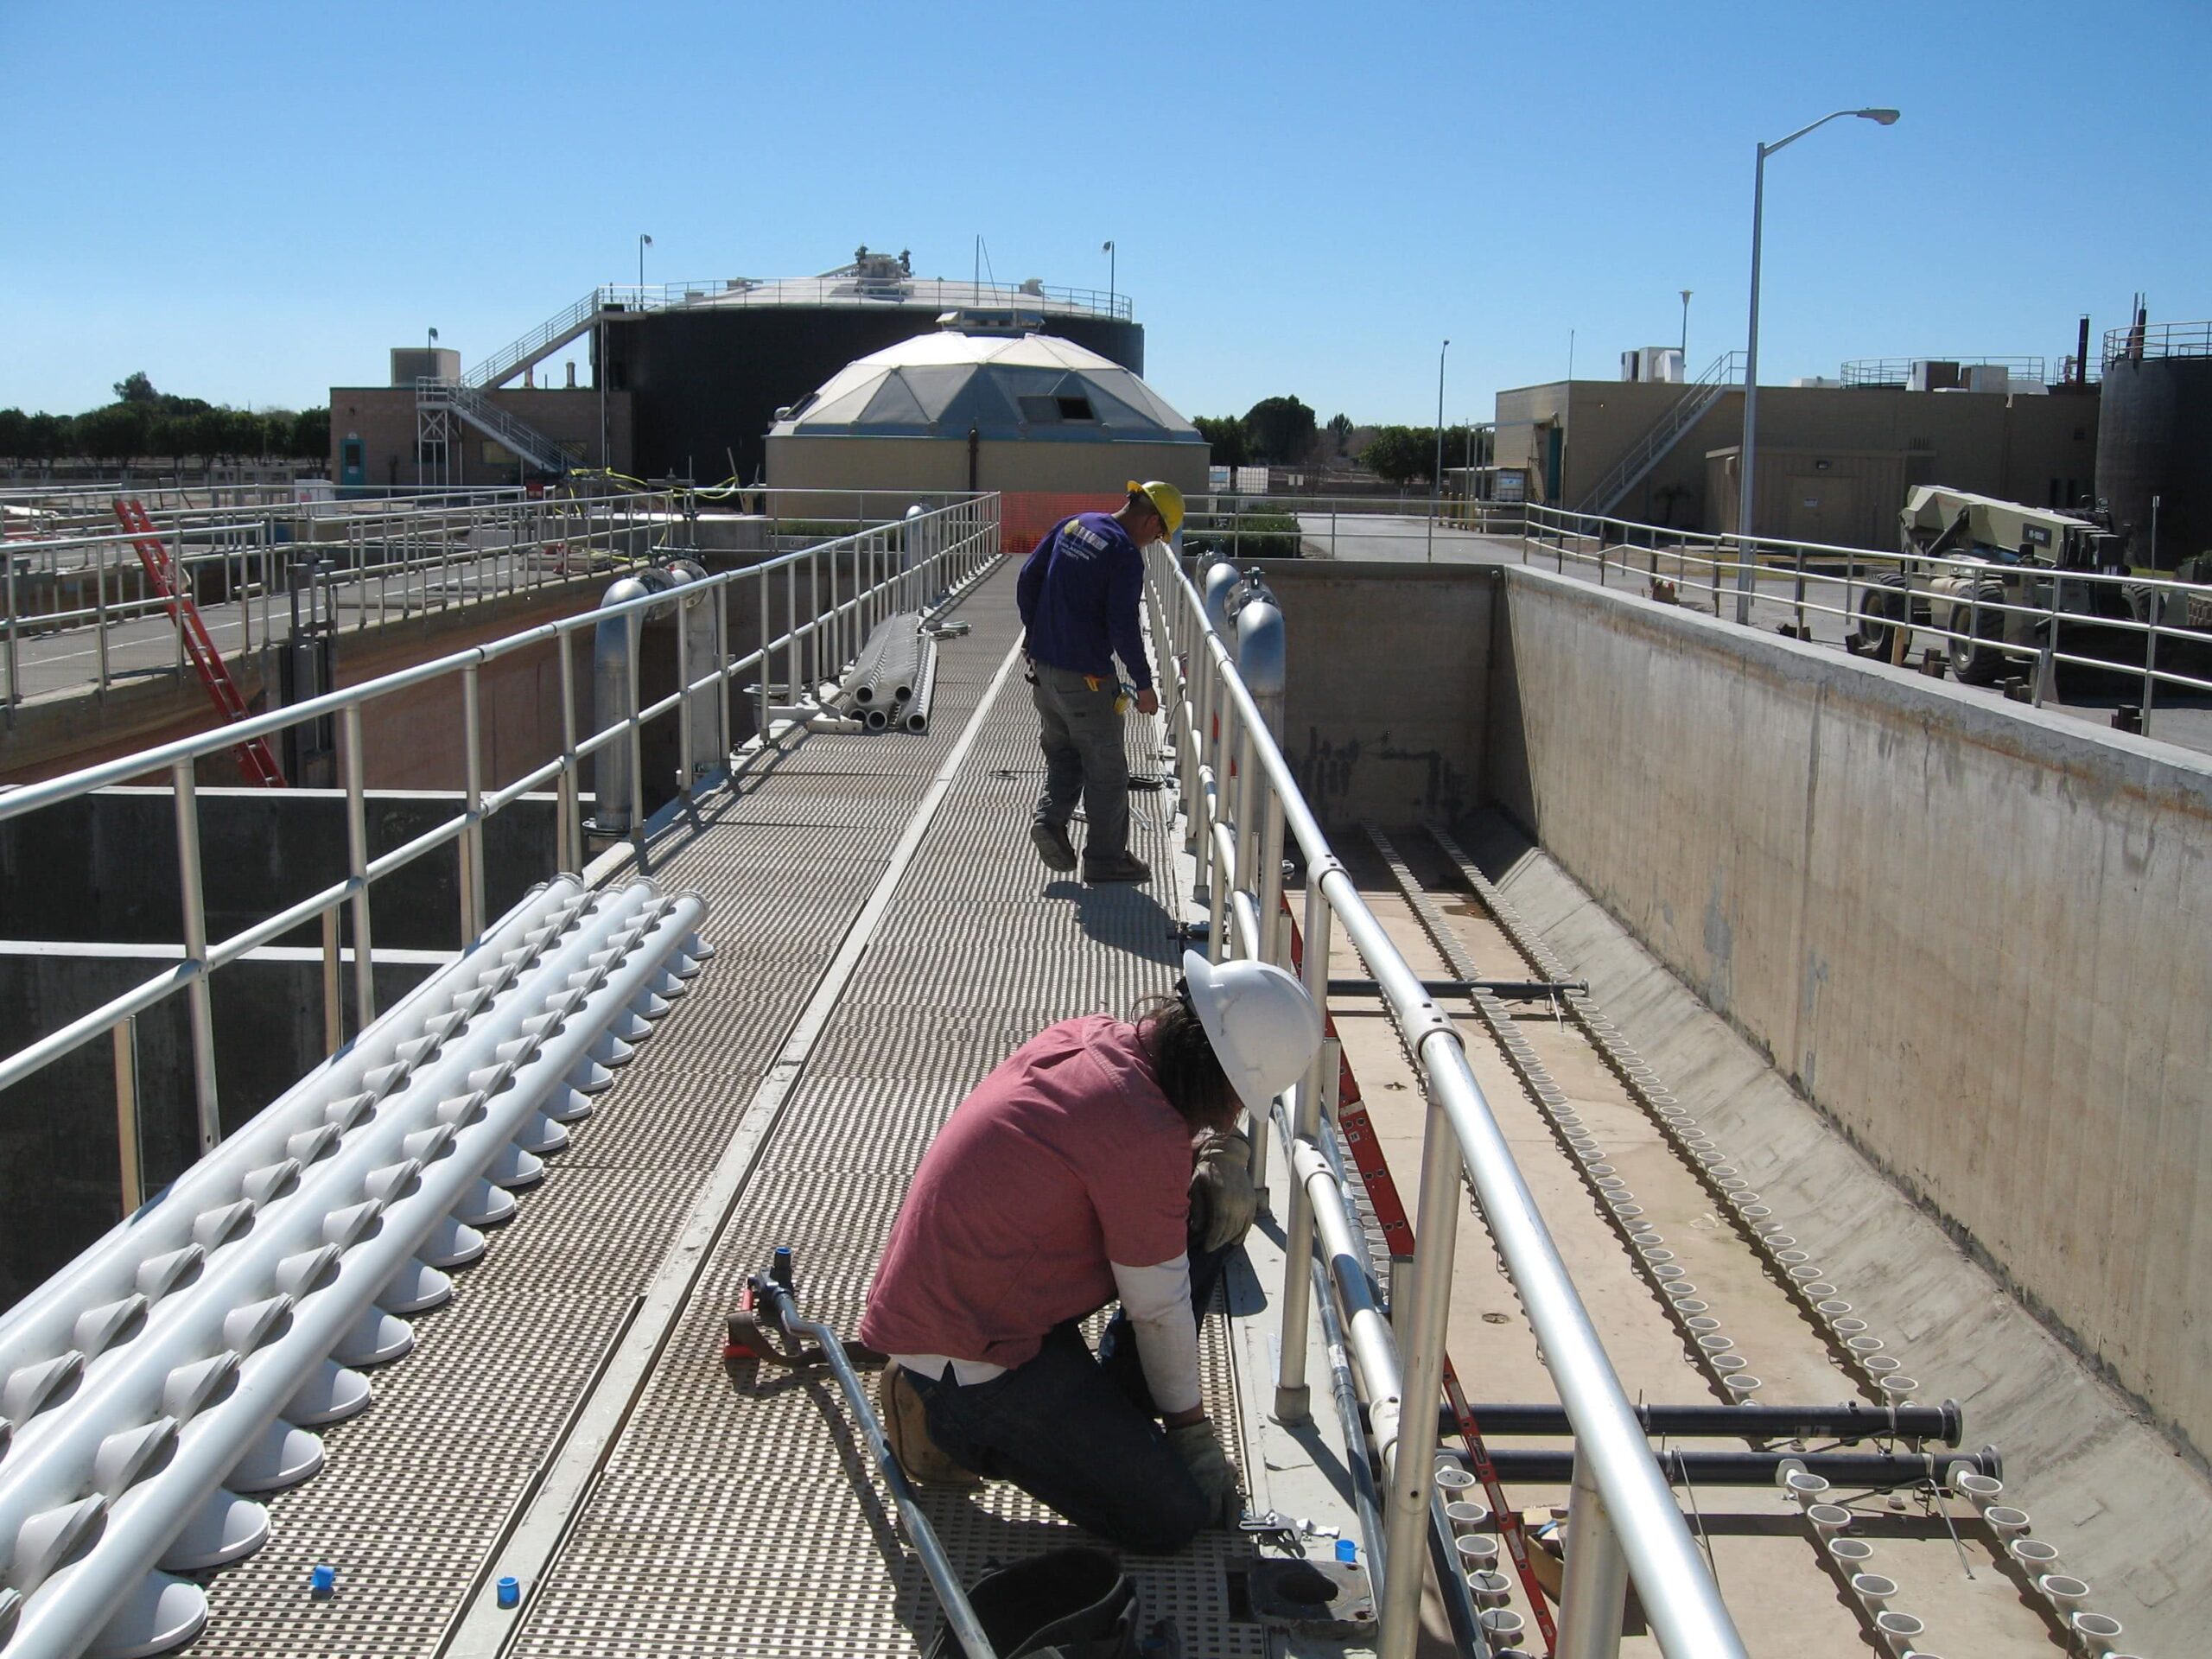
[1030,662,1128,861]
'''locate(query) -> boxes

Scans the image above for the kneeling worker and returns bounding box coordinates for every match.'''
[860,952,1323,1552]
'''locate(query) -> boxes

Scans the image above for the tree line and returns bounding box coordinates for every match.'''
[0,373,330,468]
[1192,394,1491,484]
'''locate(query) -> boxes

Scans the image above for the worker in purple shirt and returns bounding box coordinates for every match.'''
[1015,480,1186,883]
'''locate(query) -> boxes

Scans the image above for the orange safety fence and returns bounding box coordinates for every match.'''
[997,492,1123,556]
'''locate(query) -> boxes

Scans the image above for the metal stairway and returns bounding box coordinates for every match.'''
[1573,349,1745,516]
[463,286,687,389]
[416,378,575,477]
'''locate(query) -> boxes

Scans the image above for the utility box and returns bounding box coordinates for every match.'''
[1620,347,1685,385]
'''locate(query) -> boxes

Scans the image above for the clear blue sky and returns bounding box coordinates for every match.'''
[4,0,2207,426]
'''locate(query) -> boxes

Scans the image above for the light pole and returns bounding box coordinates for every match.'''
[1429,339,1449,561]
[1735,107,1898,623]
[1680,289,1692,365]
[426,325,438,375]
[639,232,652,290]
[1103,240,1116,311]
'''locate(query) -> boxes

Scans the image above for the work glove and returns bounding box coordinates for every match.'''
[1165,1419,1242,1528]
[1190,1127,1257,1254]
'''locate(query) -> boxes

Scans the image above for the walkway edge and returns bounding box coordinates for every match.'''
[438,635,1028,1659]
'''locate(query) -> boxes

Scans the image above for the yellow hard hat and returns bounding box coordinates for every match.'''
[1128,479,1185,538]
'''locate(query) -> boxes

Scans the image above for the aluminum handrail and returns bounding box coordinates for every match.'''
[2102,318,2212,366]
[1147,546,1750,1659]
[0,496,1001,1192]
[1518,504,2212,733]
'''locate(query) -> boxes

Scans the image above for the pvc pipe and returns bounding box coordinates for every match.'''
[1291,1139,1402,1469]
[5,881,706,1657]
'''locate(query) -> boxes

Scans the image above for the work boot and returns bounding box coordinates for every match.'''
[1081,851,1151,884]
[878,1366,982,1488]
[1030,820,1077,873]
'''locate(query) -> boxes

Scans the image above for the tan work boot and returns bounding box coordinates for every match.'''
[878,1366,983,1488]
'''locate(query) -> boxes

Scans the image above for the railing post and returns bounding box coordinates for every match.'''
[321,906,343,1054]
[557,623,582,871]
[1376,1086,1465,1659]
[1555,1452,1630,1659]
[342,703,376,1027]
[112,1014,143,1215]
[626,608,646,846]
[171,758,221,1154]
[757,563,772,741]
[460,663,486,943]
[1273,877,1335,1422]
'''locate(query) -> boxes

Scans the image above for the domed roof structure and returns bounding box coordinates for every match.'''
[771,330,1203,448]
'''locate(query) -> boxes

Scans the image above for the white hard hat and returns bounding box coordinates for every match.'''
[1180,950,1325,1114]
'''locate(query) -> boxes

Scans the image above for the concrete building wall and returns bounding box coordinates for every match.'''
[765,435,1208,500]
[1485,567,2212,1459]
[1493,379,2099,544]
[328,387,633,488]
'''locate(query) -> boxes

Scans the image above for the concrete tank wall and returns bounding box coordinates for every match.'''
[1258,562,1492,831]
[1486,567,2212,1460]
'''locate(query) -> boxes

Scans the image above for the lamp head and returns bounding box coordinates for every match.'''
[1858,108,1901,124]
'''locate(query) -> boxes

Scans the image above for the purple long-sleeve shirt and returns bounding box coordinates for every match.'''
[1014,512,1154,690]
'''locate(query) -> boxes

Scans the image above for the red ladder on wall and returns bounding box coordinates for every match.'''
[112,499,285,787]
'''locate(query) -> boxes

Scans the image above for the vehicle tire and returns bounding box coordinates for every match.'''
[1858,575,1911,661]
[1948,579,2009,684]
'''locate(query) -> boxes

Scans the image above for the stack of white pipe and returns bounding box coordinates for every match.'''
[0,876,710,1659]
[817,613,938,735]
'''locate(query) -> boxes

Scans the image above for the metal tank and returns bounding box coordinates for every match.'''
[604,271,1142,482]
[2095,321,2212,569]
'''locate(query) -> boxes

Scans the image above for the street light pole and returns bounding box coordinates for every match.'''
[1734,107,1899,623]
[1680,289,1692,364]
[639,232,652,290]
[1429,338,1449,561]
[1103,239,1116,311]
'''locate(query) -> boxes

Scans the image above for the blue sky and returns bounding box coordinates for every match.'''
[3,0,2207,425]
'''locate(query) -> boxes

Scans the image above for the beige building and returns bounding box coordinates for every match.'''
[764,330,1208,506]
[330,350,632,489]
[1494,376,2099,550]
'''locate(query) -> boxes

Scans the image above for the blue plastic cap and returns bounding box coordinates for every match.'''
[1334,1537,1357,1564]
[497,1576,521,1610]
[310,1563,337,1596]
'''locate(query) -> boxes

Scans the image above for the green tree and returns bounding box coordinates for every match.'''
[1243,395,1316,465]
[113,372,158,404]
[77,403,150,466]
[26,412,73,463]
[1326,412,1353,456]
[1361,425,1433,485]
[1192,415,1248,469]
[0,409,27,461]
[288,407,329,460]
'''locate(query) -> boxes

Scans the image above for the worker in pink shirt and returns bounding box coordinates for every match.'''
[860,952,1322,1552]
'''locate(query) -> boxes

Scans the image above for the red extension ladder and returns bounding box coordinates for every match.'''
[112,498,285,787]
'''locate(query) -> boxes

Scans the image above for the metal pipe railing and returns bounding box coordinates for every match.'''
[0,495,1001,1214]
[1518,503,2212,737]
[1149,544,1750,1659]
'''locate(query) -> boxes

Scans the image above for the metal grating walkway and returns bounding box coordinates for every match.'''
[199,569,1265,1657]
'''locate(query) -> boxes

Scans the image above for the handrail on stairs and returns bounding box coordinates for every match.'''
[1573,350,1745,515]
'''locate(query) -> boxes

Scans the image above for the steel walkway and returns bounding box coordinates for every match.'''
[196,568,1264,1656]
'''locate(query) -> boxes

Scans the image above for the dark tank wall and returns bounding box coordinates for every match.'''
[607,308,1143,483]
[2097,355,2212,569]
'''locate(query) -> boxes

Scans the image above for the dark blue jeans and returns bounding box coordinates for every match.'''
[904,1237,1231,1554]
